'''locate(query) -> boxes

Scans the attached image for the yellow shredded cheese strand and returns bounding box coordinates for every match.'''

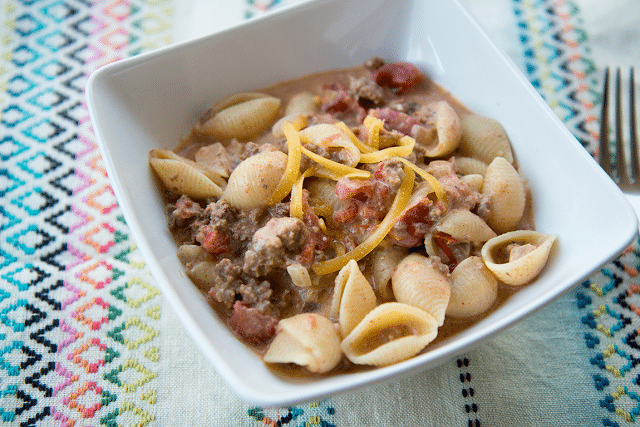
[300,146,371,179]
[334,122,375,154]
[312,166,370,181]
[290,168,315,219]
[289,115,308,131]
[311,165,415,275]
[394,157,449,209]
[317,217,330,235]
[267,123,302,205]
[312,203,334,218]
[333,240,346,257]
[364,115,384,150]
[359,135,416,163]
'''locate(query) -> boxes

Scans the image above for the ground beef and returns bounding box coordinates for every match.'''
[364,56,385,71]
[167,196,209,244]
[207,258,243,308]
[332,159,405,243]
[388,198,439,247]
[425,159,481,211]
[438,174,479,211]
[374,158,405,191]
[304,142,352,166]
[349,76,385,107]
[370,107,424,136]
[243,217,309,277]
[206,198,236,229]
[294,191,332,266]
[320,84,367,125]
[334,177,376,201]
[173,195,203,219]
[202,199,290,257]
[207,258,274,313]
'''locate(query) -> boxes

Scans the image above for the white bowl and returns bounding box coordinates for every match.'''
[86,0,637,407]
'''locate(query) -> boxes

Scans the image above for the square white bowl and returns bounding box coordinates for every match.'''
[86,0,638,407]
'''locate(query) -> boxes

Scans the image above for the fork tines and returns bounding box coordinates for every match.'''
[599,67,639,191]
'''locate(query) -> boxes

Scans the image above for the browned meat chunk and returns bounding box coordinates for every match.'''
[173,195,203,219]
[426,160,480,211]
[349,76,385,106]
[370,107,424,135]
[243,217,309,277]
[207,258,274,312]
[333,159,405,227]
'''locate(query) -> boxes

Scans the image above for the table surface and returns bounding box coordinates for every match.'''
[1,1,639,426]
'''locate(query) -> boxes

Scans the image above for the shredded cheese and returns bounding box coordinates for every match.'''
[268,123,302,205]
[364,115,384,150]
[290,168,315,219]
[311,166,370,181]
[334,122,375,154]
[394,157,449,209]
[317,217,330,235]
[300,146,371,179]
[359,135,416,163]
[289,114,308,131]
[310,199,333,218]
[311,165,415,275]
[333,241,346,257]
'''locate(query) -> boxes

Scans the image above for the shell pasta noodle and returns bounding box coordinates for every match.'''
[149,57,557,375]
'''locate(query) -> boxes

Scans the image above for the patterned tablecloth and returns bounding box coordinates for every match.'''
[1,0,638,426]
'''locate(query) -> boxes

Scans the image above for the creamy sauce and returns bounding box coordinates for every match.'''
[161,62,538,378]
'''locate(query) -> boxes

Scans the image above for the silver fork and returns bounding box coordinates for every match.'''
[599,67,639,192]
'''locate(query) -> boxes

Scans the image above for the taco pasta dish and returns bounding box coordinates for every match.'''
[149,57,556,375]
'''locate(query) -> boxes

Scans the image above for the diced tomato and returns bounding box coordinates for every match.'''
[335,178,376,201]
[432,231,459,271]
[372,62,424,94]
[228,301,278,346]
[201,227,231,255]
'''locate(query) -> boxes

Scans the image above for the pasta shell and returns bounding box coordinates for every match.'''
[149,154,223,199]
[305,178,339,211]
[185,260,217,293]
[341,302,438,366]
[371,245,409,302]
[287,263,312,288]
[176,244,208,265]
[151,148,227,186]
[446,256,498,318]
[460,174,484,192]
[330,259,377,336]
[435,209,497,243]
[481,230,557,286]
[391,253,451,326]
[481,157,526,234]
[263,313,342,374]
[414,101,462,157]
[285,91,319,116]
[459,114,514,164]
[272,113,309,138]
[454,156,488,176]
[223,150,288,209]
[195,93,281,141]
[208,91,270,113]
[299,123,361,167]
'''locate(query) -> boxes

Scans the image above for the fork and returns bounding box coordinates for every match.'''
[598,67,639,192]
